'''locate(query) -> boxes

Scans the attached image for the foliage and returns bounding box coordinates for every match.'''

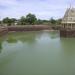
[56,19,62,24]
[2,17,17,26]
[19,16,26,25]
[50,17,56,25]
[1,13,62,26]
[18,13,37,25]
[2,17,11,26]
[36,19,43,25]
[0,21,1,24]
[11,18,17,24]
[25,13,37,25]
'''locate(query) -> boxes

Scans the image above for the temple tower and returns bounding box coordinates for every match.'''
[61,1,75,29]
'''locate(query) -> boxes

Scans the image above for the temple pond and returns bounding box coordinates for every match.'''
[0,31,75,75]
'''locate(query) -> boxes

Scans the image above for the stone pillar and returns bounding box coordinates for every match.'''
[62,24,65,28]
[66,24,68,29]
[64,24,66,28]
[73,24,75,29]
[63,24,64,28]
[69,24,70,29]
[71,24,72,29]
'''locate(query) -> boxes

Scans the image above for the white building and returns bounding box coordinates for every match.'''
[62,7,75,29]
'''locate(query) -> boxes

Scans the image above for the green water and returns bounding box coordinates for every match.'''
[0,31,75,75]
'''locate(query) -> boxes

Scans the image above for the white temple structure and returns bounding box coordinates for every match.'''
[62,7,75,29]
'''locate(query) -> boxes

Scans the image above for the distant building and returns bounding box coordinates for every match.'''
[61,7,75,29]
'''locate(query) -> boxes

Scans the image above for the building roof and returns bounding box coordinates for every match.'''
[62,7,75,24]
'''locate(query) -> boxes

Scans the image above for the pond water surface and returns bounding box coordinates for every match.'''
[0,31,75,75]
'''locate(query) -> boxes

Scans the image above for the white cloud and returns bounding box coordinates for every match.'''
[0,0,74,19]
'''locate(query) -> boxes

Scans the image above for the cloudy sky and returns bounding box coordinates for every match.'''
[0,0,74,19]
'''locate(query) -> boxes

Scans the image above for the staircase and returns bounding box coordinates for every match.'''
[0,26,8,36]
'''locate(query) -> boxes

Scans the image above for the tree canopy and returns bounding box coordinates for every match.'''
[2,17,17,26]
[25,13,37,25]
[1,13,62,26]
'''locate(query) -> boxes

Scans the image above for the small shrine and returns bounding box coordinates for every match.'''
[61,7,75,29]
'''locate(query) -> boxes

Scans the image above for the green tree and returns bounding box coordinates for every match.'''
[25,13,37,25]
[50,18,56,25]
[2,17,11,26]
[19,16,26,25]
[36,19,43,25]
[0,21,1,25]
[56,19,62,24]
[11,18,17,25]
[42,20,50,25]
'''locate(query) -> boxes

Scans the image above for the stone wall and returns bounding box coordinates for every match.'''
[7,25,51,31]
[60,29,75,37]
[0,26,8,36]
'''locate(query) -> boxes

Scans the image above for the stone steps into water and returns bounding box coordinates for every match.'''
[0,26,8,36]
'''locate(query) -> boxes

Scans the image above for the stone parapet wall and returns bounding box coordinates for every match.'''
[7,25,51,31]
[60,29,75,37]
[0,26,8,36]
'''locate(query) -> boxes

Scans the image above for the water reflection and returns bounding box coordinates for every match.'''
[7,36,18,43]
[0,31,60,54]
[60,38,75,56]
[6,32,37,44]
[0,31,75,75]
[0,38,3,53]
[5,31,60,44]
[0,42,2,53]
[60,38,75,75]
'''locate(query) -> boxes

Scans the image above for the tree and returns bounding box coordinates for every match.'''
[0,21,1,25]
[50,18,56,25]
[11,18,17,24]
[25,13,37,25]
[42,20,50,25]
[56,19,62,24]
[19,16,26,25]
[2,17,11,26]
[36,19,43,25]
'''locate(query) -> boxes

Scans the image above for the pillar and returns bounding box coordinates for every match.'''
[71,24,72,29]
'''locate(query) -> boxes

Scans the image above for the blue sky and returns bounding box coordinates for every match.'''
[0,0,74,19]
